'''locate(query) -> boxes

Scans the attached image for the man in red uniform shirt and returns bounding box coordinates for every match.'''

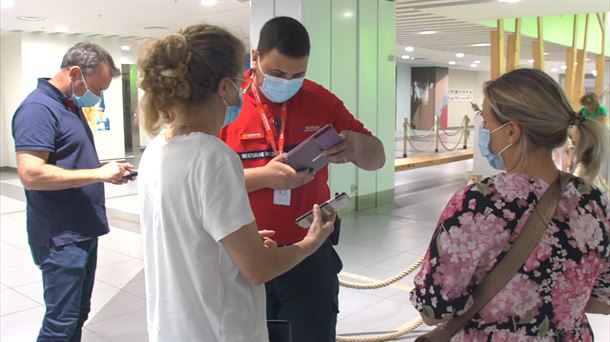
[221,16,385,342]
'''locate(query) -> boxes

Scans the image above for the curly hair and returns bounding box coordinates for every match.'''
[138,24,245,134]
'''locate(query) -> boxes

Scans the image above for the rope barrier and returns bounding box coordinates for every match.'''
[437,131,466,152]
[336,255,425,341]
[406,138,436,153]
[402,115,472,155]
[335,317,424,342]
[339,255,424,290]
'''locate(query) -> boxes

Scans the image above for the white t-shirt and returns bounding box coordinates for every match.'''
[138,132,268,342]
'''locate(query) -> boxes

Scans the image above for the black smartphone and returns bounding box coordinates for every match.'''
[124,170,138,180]
[295,192,350,229]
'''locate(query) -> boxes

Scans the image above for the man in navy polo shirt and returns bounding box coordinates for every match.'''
[12,42,134,342]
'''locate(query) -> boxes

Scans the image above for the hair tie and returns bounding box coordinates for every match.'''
[567,112,586,127]
[160,69,179,77]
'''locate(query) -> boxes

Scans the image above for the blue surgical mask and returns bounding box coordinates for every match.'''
[221,79,243,127]
[71,72,101,108]
[257,59,304,103]
[478,122,512,170]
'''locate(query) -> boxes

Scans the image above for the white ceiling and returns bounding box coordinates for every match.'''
[0,0,251,44]
[1,0,608,73]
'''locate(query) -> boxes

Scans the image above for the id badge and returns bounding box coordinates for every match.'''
[273,189,291,206]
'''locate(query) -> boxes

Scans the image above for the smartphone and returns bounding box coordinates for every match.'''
[124,170,138,180]
[295,192,351,229]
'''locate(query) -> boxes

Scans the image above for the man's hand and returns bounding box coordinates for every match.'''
[261,154,314,189]
[97,162,134,185]
[324,130,359,164]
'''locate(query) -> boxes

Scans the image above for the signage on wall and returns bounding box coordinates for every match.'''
[449,89,473,102]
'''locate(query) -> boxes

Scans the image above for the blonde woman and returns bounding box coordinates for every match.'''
[411,69,609,341]
[136,25,335,341]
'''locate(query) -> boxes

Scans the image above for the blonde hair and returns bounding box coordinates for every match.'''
[138,24,245,134]
[484,68,607,181]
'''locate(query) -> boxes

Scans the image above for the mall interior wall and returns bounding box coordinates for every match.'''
[0,31,135,168]
[447,68,488,128]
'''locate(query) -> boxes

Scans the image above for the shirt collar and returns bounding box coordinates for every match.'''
[37,78,70,103]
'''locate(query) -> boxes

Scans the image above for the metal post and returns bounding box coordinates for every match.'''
[463,115,470,149]
[434,115,439,153]
[403,118,408,158]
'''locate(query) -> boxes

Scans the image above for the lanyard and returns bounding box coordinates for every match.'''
[250,76,287,155]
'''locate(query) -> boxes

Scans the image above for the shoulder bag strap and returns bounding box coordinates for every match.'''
[416,172,571,342]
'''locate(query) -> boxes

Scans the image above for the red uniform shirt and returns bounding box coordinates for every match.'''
[220,70,371,245]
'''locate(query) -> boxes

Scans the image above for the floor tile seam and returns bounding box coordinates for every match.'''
[85,307,147,329]
[97,247,143,266]
[9,286,45,306]
[97,247,144,261]
[95,258,144,271]
[0,210,26,216]
[82,327,111,342]
[0,303,43,318]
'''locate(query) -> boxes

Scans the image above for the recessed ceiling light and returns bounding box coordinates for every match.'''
[343,11,353,17]
[560,65,567,70]
[470,63,478,68]
[585,58,590,61]
[121,45,131,51]
[55,26,69,33]
[528,59,535,64]
[201,0,218,5]
[550,68,558,72]
[543,52,550,55]
[448,61,456,65]
[405,46,414,52]
[470,43,491,47]
[473,60,481,64]
[17,15,47,21]
[401,55,410,60]
[498,0,521,3]
[1,0,15,9]
[456,52,465,58]
[418,31,437,35]
[144,26,170,30]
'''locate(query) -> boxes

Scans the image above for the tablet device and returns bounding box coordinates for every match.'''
[295,192,350,229]
[283,124,342,172]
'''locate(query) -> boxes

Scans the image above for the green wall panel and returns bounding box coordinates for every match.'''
[357,0,380,210]
[376,0,396,207]
[480,15,609,56]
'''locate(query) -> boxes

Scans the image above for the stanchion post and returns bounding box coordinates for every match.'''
[403,117,408,158]
[463,115,470,149]
[434,115,439,153]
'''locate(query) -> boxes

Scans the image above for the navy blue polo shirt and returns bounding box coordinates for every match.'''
[12,78,109,247]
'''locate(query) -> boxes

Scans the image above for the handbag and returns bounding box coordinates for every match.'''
[415,172,571,342]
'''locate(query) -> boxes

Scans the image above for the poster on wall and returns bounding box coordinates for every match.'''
[82,96,111,132]
[449,89,473,102]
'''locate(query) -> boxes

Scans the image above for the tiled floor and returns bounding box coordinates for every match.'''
[1,161,608,341]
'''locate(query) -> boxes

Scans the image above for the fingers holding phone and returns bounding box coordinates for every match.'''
[304,204,336,248]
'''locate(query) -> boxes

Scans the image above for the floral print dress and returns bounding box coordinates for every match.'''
[410,172,610,341]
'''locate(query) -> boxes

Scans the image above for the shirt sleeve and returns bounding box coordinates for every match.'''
[201,152,255,242]
[12,102,57,152]
[409,181,509,320]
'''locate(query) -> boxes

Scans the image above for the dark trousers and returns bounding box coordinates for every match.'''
[265,241,343,342]
[30,238,98,342]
